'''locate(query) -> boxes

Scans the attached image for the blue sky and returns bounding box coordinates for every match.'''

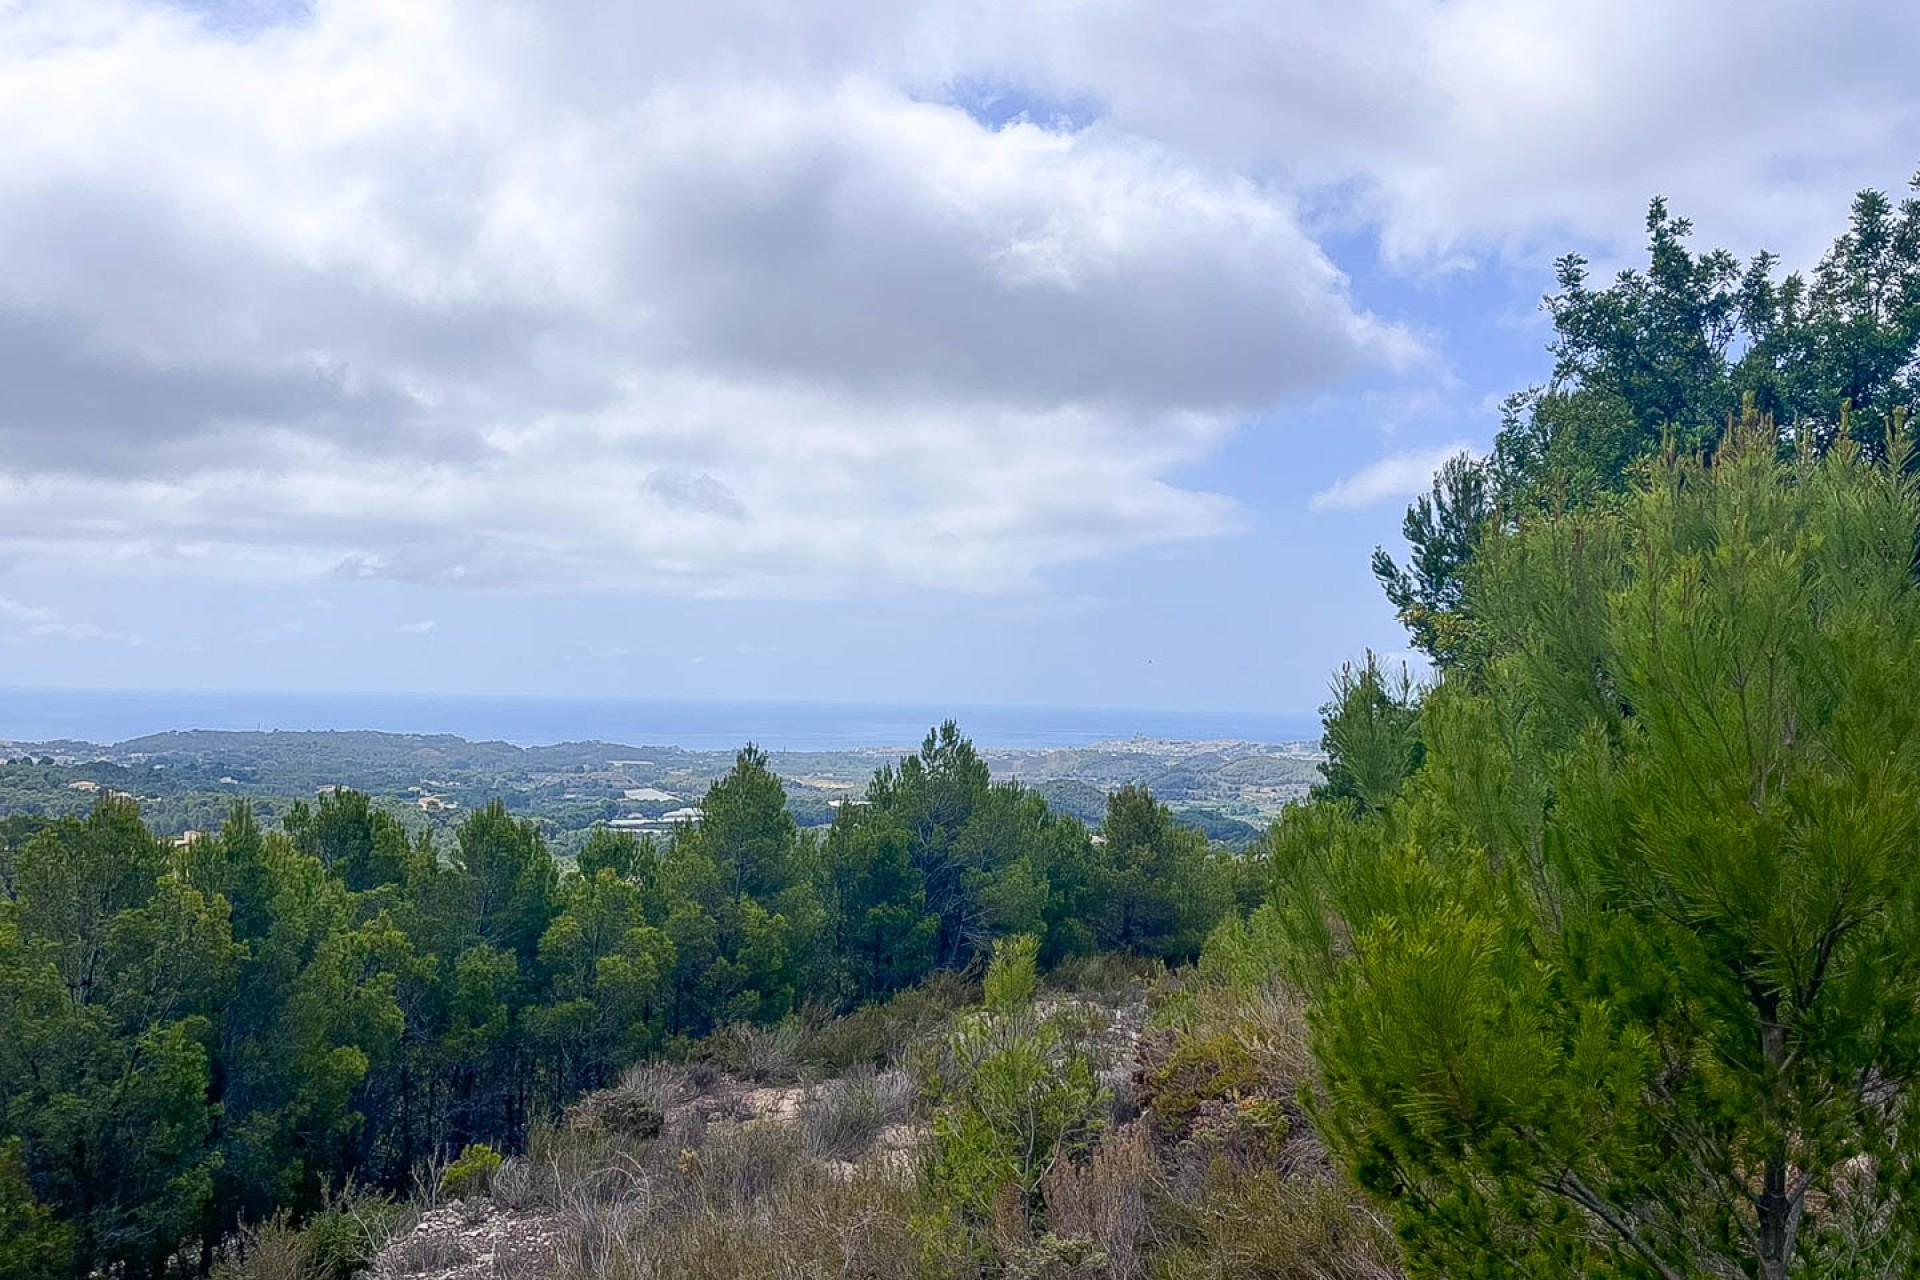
[1,0,1915,722]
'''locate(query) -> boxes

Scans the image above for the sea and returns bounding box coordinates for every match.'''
[0,689,1319,751]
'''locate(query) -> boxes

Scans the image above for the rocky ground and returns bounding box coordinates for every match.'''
[366,992,1149,1280]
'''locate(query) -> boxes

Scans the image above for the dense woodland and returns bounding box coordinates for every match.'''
[0,727,1238,1277]
[4,173,1920,1279]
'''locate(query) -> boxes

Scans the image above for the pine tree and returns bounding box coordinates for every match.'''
[1284,428,1920,1278]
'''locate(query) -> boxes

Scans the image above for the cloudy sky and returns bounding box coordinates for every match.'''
[1,0,1915,725]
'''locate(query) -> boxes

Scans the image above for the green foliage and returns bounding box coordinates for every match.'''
[284,788,413,892]
[453,799,559,960]
[1371,452,1494,665]
[926,939,1106,1223]
[1143,1033,1261,1135]
[0,1139,73,1280]
[984,933,1041,1011]
[660,746,825,1030]
[297,1185,403,1280]
[0,800,234,1277]
[1379,176,1920,662]
[0,718,1224,1275]
[864,723,1102,970]
[823,807,939,1001]
[440,1143,504,1199]
[796,969,978,1074]
[1092,787,1231,961]
[211,1185,402,1280]
[1309,654,1422,815]
[531,865,674,1093]
[576,826,650,880]
[1287,434,1920,1277]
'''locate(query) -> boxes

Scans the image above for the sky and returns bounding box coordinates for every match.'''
[0,0,1916,719]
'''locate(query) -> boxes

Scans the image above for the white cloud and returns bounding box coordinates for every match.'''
[0,2,1411,599]
[0,595,54,624]
[29,620,118,642]
[0,594,135,643]
[0,0,1910,606]
[1309,440,1473,513]
[963,0,1919,264]
[398,620,436,634]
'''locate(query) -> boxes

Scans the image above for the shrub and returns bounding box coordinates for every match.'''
[677,1121,808,1213]
[210,1186,403,1280]
[1043,1125,1155,1280]
[1001,1232,1107,1280]
[984,935,1040,1011]
[1044,952,1159,1003]
[523,1118,653,1211]
[925,944,1107,1223]
[1147,1163,1398,1280]
[439,1143,503,1200]
[1142,1033,1261,1136]
[704,1018,806,1083]
[381,1230,474,1277]
[801,971,976,1074]
[801,1065,915,1160]
[300,1184,404,1280]
[210,1216,316,1280]
[569,1063,698,1140]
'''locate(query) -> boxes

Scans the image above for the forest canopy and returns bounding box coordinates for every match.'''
[0,725,1239,1278]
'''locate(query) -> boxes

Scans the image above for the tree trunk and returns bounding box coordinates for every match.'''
[1756,1151,1791,1280]
[1754,1014,1795,1280]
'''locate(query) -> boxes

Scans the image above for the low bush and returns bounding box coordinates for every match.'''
[210,1185,404,1280]
[568,1062,700,1139]
[800,970,977,1074]
[210,1216,316,1280]
[677,1120,809,1212]
[925,938,1108,1223]
[1044,952,1160,1003]
[300,1184,405,1280]
[1043,1124,1155,1280]
[704,1018,807,1082]
[439,1143,504,1200]
[1147,1163,1398,1280]
[801,1064,914,1159]
[1141,1032,1261,1135]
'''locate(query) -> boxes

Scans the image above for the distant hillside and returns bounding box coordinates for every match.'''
[1033,777,1109,824]
[2,727,1322,842]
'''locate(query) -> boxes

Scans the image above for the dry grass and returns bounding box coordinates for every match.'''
[1044,1125,1156,1280]
[705,1019,808,1082]
[379,1230,475,1277]
[362,967,1401,1280]
[211,1216,320,1280]
[801,1065,916,1160]
[1147,1165,1399,1280]
[799,971,978,1075]
[552,1164,974,1280]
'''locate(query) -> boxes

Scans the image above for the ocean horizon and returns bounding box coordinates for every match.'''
[0,688,1321,752]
